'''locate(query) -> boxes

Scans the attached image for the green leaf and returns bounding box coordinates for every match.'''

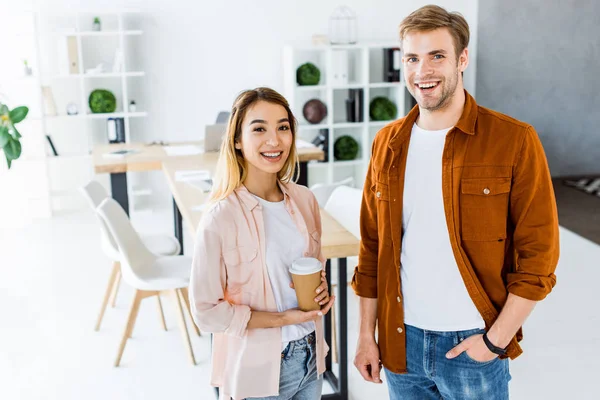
[0,126,9,148]
[9,106,29,124]
[0,104,8,115]
[3,138,22,161]
[11,125,22,139]
[5,153,12,169]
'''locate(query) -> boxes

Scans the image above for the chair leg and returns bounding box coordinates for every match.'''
[109,268,122,308]
[179,287,201,336]
[95,261,120,331]
[127,290,159,339]
[114,289,144,367]
[173,289,196,365]
[157,294,167,331]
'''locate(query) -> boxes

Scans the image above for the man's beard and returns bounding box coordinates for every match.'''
[411,70,459,112]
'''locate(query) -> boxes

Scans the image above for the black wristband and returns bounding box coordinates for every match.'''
[483,332,507,356]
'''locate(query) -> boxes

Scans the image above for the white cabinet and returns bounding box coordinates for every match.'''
[284,41,415,189]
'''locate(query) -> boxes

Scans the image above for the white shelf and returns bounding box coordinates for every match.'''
[369,120,395,127]
[54,71,145,79]
[296,85,327,91]
[369,82,403,88]
[43,112,148,120]
[285,40,401,51]
[298,123,328,130]
[56,30,143,37]
[308,162,329,168]
[284,40,409,188]
[332,159,364,166]
[46,154,91,162]
[5,75,39,84]
[331,83,366,90]
[14,9,148,217]
[333,122,364,129]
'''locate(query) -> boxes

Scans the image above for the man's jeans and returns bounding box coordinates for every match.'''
[385,325,511,400]
[248,331,322,399]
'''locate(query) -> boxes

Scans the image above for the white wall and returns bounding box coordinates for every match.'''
[133,0,479,143]
[30,0,479,209]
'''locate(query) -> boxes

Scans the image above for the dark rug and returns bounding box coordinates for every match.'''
[552,176,600,245]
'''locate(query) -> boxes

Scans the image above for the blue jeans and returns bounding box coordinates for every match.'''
[247,331,323,400]
[385,325,511,400]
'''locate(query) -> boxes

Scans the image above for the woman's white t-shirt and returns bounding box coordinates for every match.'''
[254,195,316,349]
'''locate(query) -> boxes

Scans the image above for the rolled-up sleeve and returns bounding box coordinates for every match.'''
[188,211,251,338]
[351,141,379,298]
[507,126,560,301]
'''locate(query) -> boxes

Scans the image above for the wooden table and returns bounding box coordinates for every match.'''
[162,159,359,400]
[93,141,325,250]
[93,141,324,216]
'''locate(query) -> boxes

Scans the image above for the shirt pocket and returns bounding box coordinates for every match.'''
[370,180,393,254]
[222,246,259,294]
[371,181,390,202]
[460,177,511,242]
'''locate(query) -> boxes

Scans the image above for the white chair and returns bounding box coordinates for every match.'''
[80,180,182,332]
[323,185,362,363]
[324,185,362,239]
[310,176,354,207]
[96,197,199,366]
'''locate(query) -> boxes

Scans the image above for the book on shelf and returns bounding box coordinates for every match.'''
[311,129,329,162]
[107,118,126,143]
[383,48,401,82]
[345,89,363,122]
[45,135,58,156]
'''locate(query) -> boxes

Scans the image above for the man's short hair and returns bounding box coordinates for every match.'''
[399,4,470,59]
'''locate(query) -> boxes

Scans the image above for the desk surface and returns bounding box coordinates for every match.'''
[93,141,325,174]
[162,159,359,260]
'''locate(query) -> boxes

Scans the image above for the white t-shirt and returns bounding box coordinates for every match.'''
[401,123,485,331]
[254,195,315,349]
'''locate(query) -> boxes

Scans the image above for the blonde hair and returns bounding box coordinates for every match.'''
[399,5,470,59]
[208,87,299,204]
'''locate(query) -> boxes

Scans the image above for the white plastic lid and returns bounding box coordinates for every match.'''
[289,257,322,275]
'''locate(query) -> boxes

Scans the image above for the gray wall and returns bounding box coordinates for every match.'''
[476,0,600,177]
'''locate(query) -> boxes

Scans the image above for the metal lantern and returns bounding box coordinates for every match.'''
[328,5,358,45]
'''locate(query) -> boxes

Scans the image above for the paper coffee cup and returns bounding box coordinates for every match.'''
[289,257,323,311]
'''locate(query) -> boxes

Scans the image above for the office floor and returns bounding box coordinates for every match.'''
[1,208,598,400]
[552,176,600,246]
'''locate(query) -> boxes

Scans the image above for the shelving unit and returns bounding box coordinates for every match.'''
[284,41,416,189]
[9,10,148,214]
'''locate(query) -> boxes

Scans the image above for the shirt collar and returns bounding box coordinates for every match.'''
[389,89,477,150]
[235,180,291,211]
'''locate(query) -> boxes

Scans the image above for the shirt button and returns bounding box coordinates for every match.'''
[397,327,403,334]
[483,188,491,195]
[376,191,381,198]
[397,296,401,302]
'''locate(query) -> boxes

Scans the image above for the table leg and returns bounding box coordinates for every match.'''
[298,161,309,187]
[173,197,183,255]
[110,172,129,216]
[324,259,333,371]
[323,257,348,400]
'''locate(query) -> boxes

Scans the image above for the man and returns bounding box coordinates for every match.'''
[352,5,559,399]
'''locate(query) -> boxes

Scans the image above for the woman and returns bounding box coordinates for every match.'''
[189,87,334,400]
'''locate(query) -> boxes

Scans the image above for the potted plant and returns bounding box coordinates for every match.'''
[23,59,32,76]
[93,17,101,31]
[0,102,29,169]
